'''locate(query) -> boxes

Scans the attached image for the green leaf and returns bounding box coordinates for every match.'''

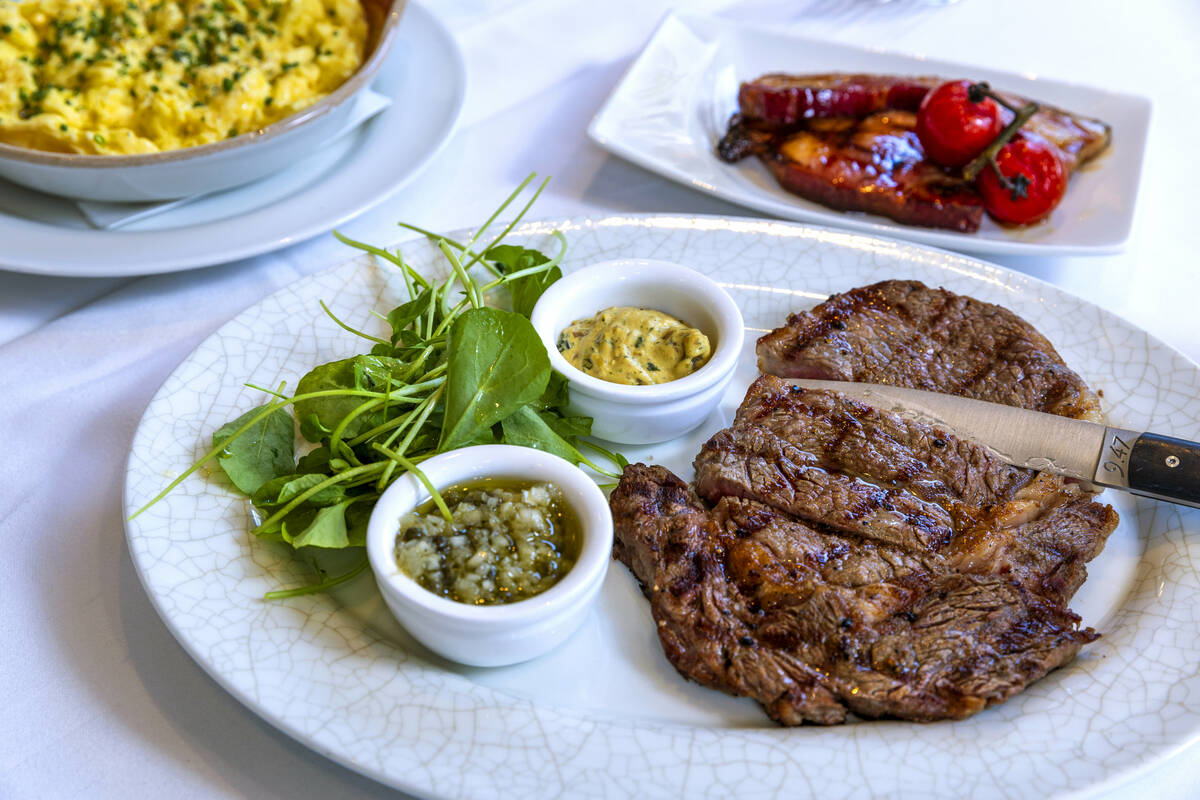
[532,371,569,411]
[394,329,423,348]
[386,288,433,343]
[252,473,346,508]
[439,308,550,451]
[354,354,410,391]
[253,504,312,543]
[345,501,373,548]
[540,410,592,439]
[250,523,287,544]
[488,244,546,273]
[296,445,332,474]
[500,406,582,464]
[294,358,381,442]
[298,412,330,444]
[284,500,353,549]
[512,265,561,318]
[212,405,295,495]
[488,244,560,317]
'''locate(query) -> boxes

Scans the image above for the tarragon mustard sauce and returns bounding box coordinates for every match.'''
[556,306,711,385]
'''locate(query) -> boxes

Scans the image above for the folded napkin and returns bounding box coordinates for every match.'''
[74,88,393,230]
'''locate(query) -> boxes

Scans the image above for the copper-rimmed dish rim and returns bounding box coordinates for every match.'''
[0,0,406,169]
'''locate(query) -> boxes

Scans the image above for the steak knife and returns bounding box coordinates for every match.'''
[784,379,1200,509]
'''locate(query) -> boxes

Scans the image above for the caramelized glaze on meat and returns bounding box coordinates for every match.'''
[737,73,940,126]
[720,110,984,231]
[717,73,1112,231]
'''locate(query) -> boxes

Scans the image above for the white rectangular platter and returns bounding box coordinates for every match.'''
[588,13,1152,256]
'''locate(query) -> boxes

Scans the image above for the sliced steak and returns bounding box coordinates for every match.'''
[611,463,1100,725]
[732,376,1035,516]
[696,376,1117,606]
[694,424,958,552]
[945,471,1118,603]
[756,279,1102,421]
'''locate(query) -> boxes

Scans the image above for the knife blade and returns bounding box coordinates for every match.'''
[784,379,1200,509]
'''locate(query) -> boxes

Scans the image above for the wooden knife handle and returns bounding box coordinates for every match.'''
[1128,433,1200,508]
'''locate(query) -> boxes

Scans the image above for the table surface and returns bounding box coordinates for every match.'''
[3,1,1197,797]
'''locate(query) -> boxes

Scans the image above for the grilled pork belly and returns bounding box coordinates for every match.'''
[717,73,1111,231]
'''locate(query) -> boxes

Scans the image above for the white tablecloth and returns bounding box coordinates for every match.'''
[4,1,1198,797]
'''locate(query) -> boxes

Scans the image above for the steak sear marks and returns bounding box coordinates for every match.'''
[611,459,1106,725]
[756,280,1102,421]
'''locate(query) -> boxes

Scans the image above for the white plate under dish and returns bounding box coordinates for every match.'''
[587,13,1151,257]
[0,3,464,277]
[124,215,1200,799]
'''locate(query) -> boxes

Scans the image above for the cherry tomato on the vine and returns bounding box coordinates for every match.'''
[976,135,1066,225]
[916,80,1003,167]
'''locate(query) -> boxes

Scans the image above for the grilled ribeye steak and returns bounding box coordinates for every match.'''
[611,458,1108,725]
[756,279,1102,421]
[611,377,1117,724]
[611,277,1118,725]
[717,73,1111,231]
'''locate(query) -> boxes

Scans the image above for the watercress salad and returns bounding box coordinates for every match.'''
[132,175,624,598]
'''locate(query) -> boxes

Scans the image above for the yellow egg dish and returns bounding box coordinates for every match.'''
[0,0,368,155]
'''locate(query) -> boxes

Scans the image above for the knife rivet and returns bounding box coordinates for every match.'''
[1166,455,1180,468]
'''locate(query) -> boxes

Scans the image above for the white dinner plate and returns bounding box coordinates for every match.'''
[0,3,464,277]
[588,14,1151,257]
[124,215,1200,799]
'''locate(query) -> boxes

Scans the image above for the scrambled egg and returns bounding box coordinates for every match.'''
[0,0,367,154]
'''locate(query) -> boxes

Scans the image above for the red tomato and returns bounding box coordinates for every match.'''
[916,80,1003,167]
[976,135,1067,225]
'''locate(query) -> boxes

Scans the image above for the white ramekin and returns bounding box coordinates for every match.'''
[365,445,612,667]
[530,258,744,444]
[0,0,405,202]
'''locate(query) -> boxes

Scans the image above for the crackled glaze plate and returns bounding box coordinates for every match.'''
[124,215,1200,799]
[587,13,1151,257]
